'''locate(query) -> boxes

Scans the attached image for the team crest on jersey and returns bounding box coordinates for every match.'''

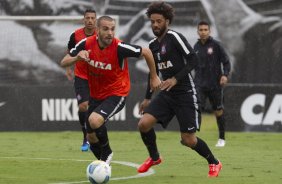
[207,47,213,55]
[161,44,166,54]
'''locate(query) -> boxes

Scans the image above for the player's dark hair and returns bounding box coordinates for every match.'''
[197,21,210,28]
[146,1,174,24]
[97,15,115,27]
[84,9,96,17]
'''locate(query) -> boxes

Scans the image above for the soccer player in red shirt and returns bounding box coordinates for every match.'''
[63,9,97,152]
[61,15,161,164]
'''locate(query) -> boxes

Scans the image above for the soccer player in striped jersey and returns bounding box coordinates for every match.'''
[61,15,161,164]
[63,9,97,152]
[137,1,222,177]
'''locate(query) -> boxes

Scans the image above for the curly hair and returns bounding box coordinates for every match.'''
[146,1,174,24]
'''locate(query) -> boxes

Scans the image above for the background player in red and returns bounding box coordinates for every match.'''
[61,15,161,164]
[63,9,96,152]
[137,1,222,177]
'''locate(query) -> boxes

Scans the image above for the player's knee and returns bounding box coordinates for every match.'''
[88,113,104,129]
[78,101,88,112]
[138,120,148,132]
[138,119,152,132]
[138,114,156,132]
[180,133,197,148]
[214,109,223,117]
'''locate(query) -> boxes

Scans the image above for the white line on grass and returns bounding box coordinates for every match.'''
[0,156,155,183]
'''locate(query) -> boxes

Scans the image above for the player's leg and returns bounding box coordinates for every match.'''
[177,92,222,177]
[86,132,101,160]
[74,76,90,151]
[137,113,161,173]
[86,98,102,159]
[180,133,222,177]
[78,101,89,151]
[137,94,173,173]
[209,88,226,147]
[88,96,126,164]
[197,87,208,112]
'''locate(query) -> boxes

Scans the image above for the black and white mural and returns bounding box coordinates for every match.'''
[0,0,281,131]
[1,0,281,85]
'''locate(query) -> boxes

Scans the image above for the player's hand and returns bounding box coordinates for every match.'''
[220,75,228,86]
[77,50,91,62]
[65,67,73,81]
[139,99,151,115]
[160,77,177,91]
[150,76,162,92]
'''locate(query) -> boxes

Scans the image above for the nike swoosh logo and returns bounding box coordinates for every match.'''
[100,110,107,115]
[0,102,6,107]
[188,127,195,131]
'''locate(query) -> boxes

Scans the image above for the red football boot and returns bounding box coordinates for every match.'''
[137,157,162,173]
[208,160,222,177]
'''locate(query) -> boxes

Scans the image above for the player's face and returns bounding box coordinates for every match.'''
[197,25,210,41]
[84,12,96,30]
[97,20,115,48]
[150,14,169,37]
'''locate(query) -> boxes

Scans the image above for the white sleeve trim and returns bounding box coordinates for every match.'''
[168,30,190,55]
[70,38,87,53]
[118,42,141,53]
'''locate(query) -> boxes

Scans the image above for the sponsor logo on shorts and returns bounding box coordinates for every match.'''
[188,127,195,131]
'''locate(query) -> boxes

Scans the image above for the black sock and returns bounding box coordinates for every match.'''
[94,124,112,161]
[90,142,101,160]
[216,114,225,140]
[78,111,87,142]
[140,128,159,161]
[192,137,218,165]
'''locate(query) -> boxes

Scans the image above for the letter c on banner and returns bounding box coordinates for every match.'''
[240,94,265,125]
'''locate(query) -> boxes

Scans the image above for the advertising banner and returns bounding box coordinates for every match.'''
[0,85,176,131]
[224,84,282,132]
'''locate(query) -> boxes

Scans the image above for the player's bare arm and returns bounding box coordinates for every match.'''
[65,67,73,81]
[141,47,161,91]
[60,50,90,67]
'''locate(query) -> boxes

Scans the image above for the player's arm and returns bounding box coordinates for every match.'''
[173,33,198,81]
[218,43,231,86]
[117,42,161,91]
[140,47,161,91]
[160,32,198,91]
[62,32,76,80]
[60,38,88,67]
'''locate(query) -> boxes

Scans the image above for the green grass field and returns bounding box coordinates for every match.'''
[0,114,281,184]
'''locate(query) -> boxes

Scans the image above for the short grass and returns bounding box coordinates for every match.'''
[0,114,282,184]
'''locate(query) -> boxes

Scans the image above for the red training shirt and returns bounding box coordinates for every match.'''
[70,35,143,100]
[67,28,95,80]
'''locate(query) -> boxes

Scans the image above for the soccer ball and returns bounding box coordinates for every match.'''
[86,160,111,184]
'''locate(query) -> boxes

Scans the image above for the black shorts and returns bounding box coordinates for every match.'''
[86,96,126,133]
[198,87,224,111]
[74,76,89,105]
[144,91,201,133]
